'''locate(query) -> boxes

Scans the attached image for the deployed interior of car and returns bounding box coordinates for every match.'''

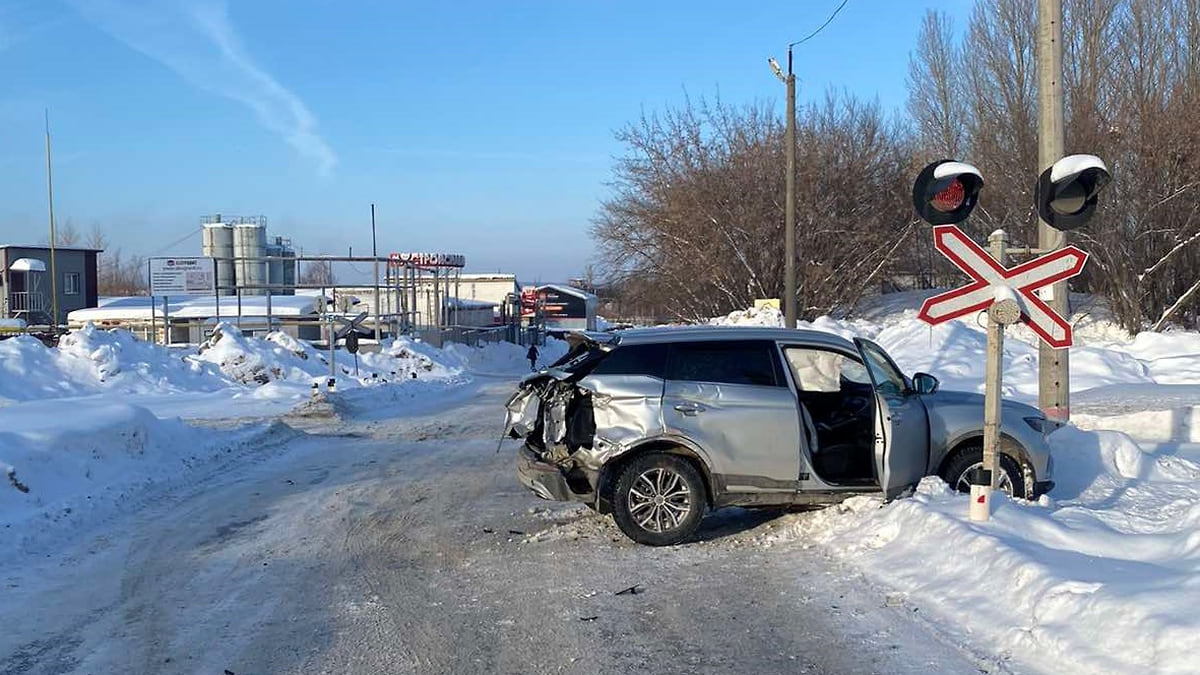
[784,347,877,485]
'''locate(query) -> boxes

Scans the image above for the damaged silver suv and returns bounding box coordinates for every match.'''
[504,327,1054,546]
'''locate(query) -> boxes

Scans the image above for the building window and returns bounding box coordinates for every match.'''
[64,272,80,295]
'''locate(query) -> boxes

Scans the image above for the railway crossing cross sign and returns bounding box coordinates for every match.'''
[917,224,1088,349]
[333,311,369,340]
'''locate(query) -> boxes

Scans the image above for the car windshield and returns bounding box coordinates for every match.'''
[856,339,908,396]
[548,341,607,373]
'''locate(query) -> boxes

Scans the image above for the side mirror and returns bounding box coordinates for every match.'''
[1037,154,1112,231]
[912,372,939,395]
[912,160,984,225]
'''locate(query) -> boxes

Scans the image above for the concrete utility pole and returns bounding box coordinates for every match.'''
[1037,0,1069,422]
[770,1,849,328]
[769,50,798,329]
[784,48,797,329]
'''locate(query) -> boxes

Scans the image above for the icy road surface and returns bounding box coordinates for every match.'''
[0,378,982,675]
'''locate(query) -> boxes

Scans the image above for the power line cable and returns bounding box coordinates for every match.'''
[790,0,850,47]
[150,227,202,255]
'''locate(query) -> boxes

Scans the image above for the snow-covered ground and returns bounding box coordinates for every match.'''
[714,294,1200,674]
[0,322,563,563]
[3,296,1199,673]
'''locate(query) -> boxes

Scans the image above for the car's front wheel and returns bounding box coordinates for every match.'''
[941,443,1028,499]
[612,453,706,546]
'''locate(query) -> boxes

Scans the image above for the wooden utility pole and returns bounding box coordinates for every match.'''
[1037,0,1069,422]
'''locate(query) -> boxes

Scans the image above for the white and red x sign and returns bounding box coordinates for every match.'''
[917,225,1088,348]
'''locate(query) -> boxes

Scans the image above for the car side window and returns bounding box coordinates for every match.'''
[856,339,908,396]
[667,340,781,387]
[783,347,870,392]
[590,343,668,378]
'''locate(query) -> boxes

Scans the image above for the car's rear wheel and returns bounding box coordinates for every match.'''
[612,453,705,546]
[940,443,1028,499]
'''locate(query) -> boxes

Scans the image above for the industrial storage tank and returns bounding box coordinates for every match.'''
[201,222,235,295]
[265,236,297,295]
[233,223,268,296]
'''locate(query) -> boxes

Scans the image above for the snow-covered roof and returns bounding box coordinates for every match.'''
[0,244,103,252]
[536,284,598,301]
[68,295,321,322]
[460,273,517,282]
[9,258,46,272]
[443,297,497,309]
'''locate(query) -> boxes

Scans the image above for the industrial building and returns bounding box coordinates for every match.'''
[526,284,599,331]
[0,244,101,326]
[455,274,520,319]
[49,212,537,348]
[201,215,297,296]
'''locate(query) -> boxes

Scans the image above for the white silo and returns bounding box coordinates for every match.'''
[201,223,235,295]
[233,223,268,295]
[265,236,297,295]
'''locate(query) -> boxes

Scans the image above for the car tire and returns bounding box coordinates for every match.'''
[612,453,706,546]
[941,443,1028,499]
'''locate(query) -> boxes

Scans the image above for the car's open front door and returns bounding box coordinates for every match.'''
[854,338,930,499]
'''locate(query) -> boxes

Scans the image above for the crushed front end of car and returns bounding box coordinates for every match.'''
[503,333,660,507]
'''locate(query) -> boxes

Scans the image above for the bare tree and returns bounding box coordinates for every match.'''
[908,11,966,159]
[84,223,108,251]
[42,218,81,246]
[299,260,336,286]
[594,0,1200,329]
[593,95,912,322]
[905,0,1200,330]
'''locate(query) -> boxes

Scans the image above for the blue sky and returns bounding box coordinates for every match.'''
[0,0,970,282]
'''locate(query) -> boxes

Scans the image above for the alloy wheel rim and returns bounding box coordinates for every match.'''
[627,467,692,532]
[955,461,1014,495]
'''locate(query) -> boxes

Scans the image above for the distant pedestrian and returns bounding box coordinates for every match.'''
[527,344,539,371]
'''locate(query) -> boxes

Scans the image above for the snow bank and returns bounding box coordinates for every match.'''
[0,326,229,403]
[0,323,554,407]
[190,324,458,387]
[0,323,557,558]
[0,399,288,558]
[709,292,1200,403]
[706,294,1200,673]
[437,337,568,376]
[761,424,1200,674]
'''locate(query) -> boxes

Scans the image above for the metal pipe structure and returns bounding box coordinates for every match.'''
[983,230,1011,493]
[371,204,381,342]
[44,110,59,330]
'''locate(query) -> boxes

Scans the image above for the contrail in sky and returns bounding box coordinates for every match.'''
[70,0,337,175]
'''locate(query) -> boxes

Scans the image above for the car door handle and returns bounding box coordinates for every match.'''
[674,402,706,416]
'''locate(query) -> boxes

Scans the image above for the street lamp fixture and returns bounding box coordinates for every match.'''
[768,57,785,83]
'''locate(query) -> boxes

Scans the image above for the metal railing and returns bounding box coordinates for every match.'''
[8,292,47,313]
[415,324,538,348]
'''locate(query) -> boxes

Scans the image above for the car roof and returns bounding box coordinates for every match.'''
[604,325,858,351]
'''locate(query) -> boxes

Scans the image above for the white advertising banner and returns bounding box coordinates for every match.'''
[149,257,216,296]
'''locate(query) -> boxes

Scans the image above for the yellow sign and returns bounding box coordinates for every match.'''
[754,298,781,310]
